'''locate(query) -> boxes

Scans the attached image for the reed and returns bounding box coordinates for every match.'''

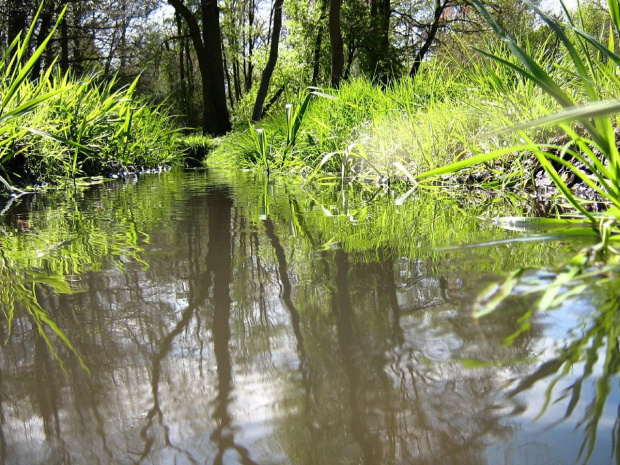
[248,125,270,173]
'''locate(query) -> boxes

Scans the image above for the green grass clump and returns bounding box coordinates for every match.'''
[177,134,218,166]
[421,0,620,231]
[15,73,182,182]
[209,41,567,185]
[0,2,182,192]
[420,0,620,320]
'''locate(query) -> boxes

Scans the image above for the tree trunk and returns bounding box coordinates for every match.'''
[244,0,255,92]
[343,34,355,81]
[168,0,231,136]
[311,0,329,85]
[329,0,344,88]
[379,0,390,84]
[223,51,235,109]
[409,0,446,79]
[184,37,195,126]
[201,0,232,134]
[7,0,28,44]
[118,1,128,71]
[60,15,69,73]
[367,0,391,83]
[251,0,284,122]
[233,58,242,101]
[261,84,285,118]
[70,9,84,74]
[176,12,190,117]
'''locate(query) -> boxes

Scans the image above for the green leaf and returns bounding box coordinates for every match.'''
[417,145,534,180]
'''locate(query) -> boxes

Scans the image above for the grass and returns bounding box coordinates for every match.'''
[205,0,620,320]
[0,1,183,194]
[208,38,566,187]
[178,133,218,166]
[419,0,620,217]
[418,0,620,319]
[20,72,182,181]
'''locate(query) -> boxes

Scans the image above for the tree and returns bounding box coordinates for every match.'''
[409,0,448,78]
[168,0,231,135]
[252,0,284,121]
[366,0,392,83]
[329,0,344,87]
[311,0,329,85]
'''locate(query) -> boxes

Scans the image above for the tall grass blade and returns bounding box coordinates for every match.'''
[607,0,620,37]
[416,145,534,181]
[1,5,67,112]
[470,0,574,108]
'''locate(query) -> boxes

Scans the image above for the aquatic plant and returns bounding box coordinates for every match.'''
[248,125,270,173]
[242,91,315,174]
[281,92,313,165]
[178,133,216,165]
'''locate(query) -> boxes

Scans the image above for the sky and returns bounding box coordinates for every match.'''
[543,0,581,13]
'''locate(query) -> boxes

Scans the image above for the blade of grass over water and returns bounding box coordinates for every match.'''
[416,145,535,181]
[509,99,620,130]
[435,228,599,252]
[470,0,575,108]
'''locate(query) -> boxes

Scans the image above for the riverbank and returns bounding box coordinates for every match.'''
[204,4,620,228]
[205,46,563,187]
[0,6,183,196]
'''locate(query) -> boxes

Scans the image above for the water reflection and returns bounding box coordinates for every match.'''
[0,170,616,464]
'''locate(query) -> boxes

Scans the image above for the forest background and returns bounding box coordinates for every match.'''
[1,0,591,134]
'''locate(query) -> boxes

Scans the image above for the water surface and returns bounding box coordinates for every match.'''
[0,170,617,464]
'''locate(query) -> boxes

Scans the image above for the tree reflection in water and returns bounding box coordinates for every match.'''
[0,170,617,464]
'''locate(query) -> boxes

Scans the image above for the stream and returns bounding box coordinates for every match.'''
[0,169,617,465]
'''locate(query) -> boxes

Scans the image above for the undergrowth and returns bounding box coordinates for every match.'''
[208,37,569,186]
[0,2,182,194]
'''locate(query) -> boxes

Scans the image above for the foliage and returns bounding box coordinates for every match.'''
[210,44,564,184]
[417,0,620,222]
[248,125,270,172]
[2,70,182,187]
[417,0,620,321]
[0,2,182,191]
[177,133,217,166]
[0,2,68,192]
